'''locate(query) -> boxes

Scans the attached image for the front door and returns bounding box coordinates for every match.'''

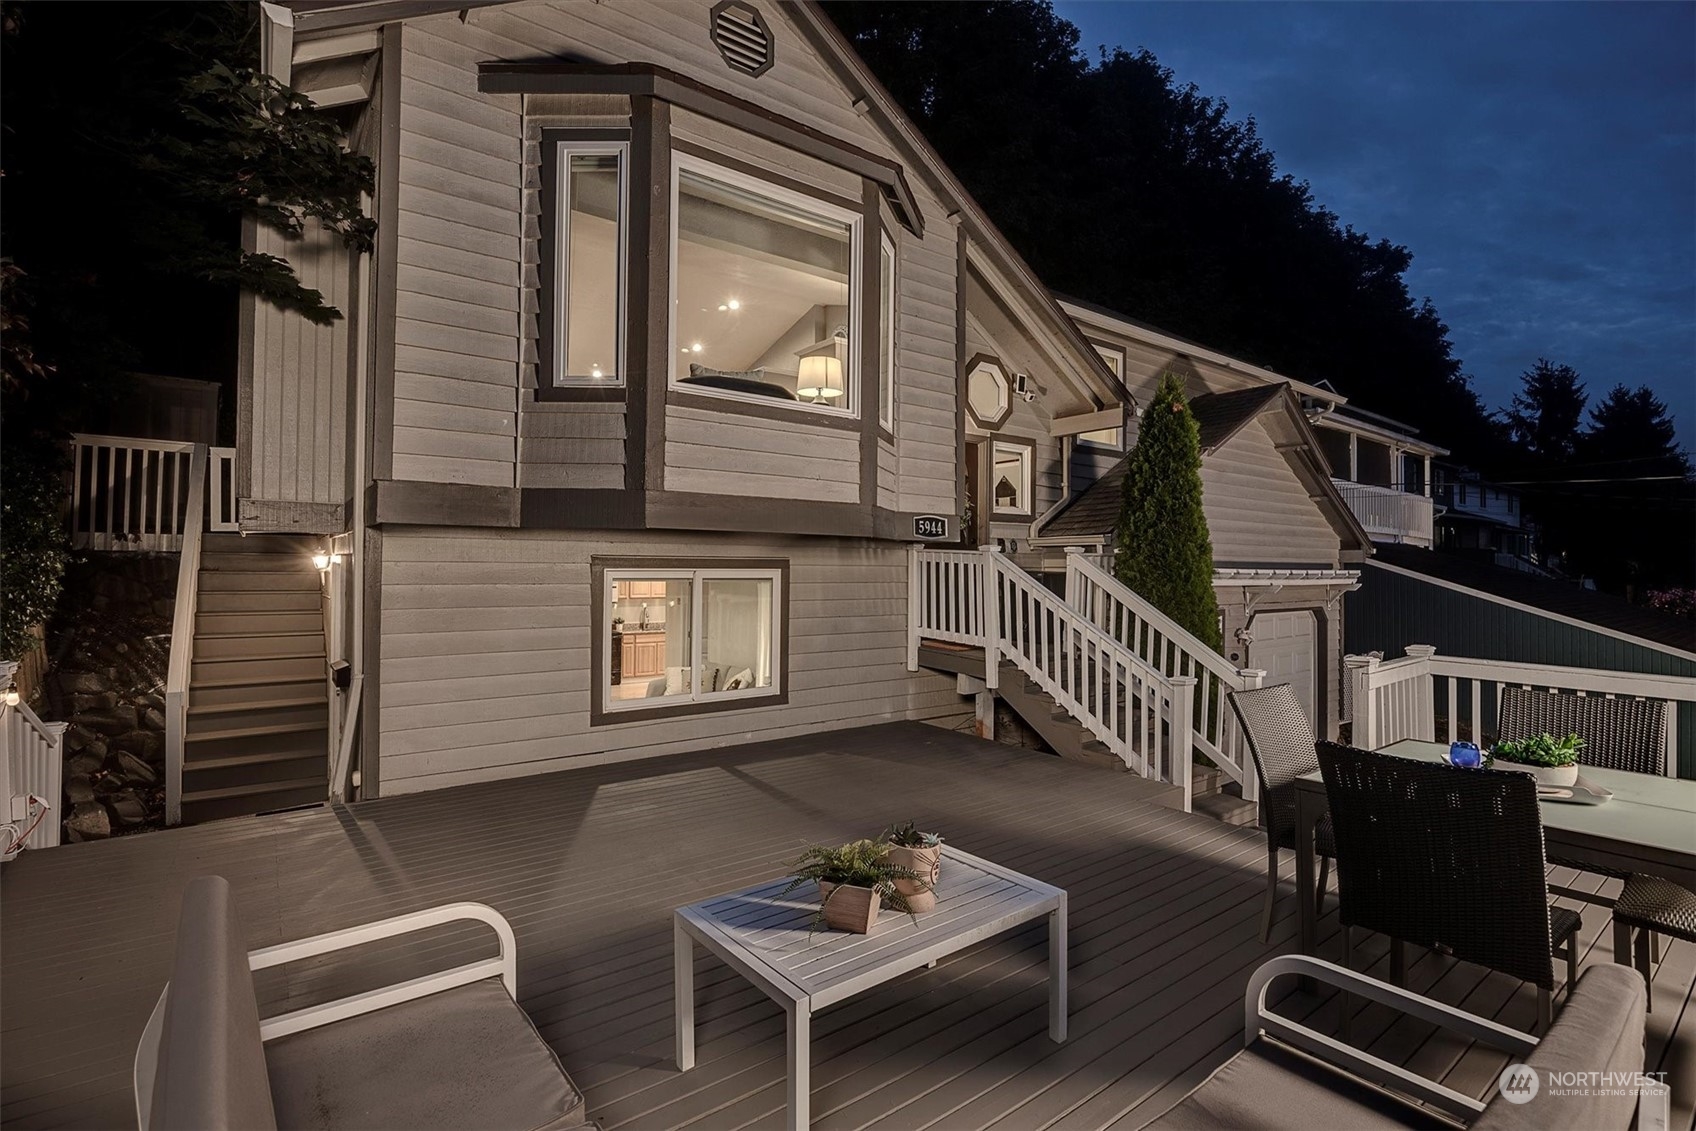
[1252,611,1319,730]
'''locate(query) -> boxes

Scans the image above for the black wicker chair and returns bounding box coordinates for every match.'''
[1226,683,1337,944]
[1317,741,1581,1034]
[1497,686,1687,1009]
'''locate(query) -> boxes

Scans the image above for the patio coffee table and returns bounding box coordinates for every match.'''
[674,845,1067,1129]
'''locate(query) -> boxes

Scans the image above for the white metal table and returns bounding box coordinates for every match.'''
[674,845,1067,1129]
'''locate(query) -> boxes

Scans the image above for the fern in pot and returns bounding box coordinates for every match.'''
[782,839,928,933]
[1490,733,1584,788]
[883,821,944,913]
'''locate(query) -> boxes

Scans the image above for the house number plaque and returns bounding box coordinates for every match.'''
[913,515,950,541]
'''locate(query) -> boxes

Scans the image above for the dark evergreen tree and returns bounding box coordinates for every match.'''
[1113,374,1222,649]
[1505,360,1588,467]
[1584,385,1690,478]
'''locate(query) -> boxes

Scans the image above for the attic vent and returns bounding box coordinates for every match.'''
[710,1,773,77]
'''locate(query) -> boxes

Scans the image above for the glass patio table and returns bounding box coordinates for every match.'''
[1293,738,1696,961]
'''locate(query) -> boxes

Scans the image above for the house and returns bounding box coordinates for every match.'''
[1430,460,1545,573]
[1307,399,1445,550]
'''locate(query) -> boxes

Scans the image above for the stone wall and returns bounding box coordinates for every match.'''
[39,555,176,840]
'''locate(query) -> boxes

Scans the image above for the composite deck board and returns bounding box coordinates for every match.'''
[3,721,1691,1129]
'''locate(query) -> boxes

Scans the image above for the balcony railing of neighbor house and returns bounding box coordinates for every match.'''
[1,660,69,855]
[1347,646,1692,776]
[162,445,208,825]
[910,547,1207,810]
[1331,479,1435,547]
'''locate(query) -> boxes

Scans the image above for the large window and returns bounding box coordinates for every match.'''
[671,156,861,414]
[550,141,627,385]
[602,566,782,716]
[1079,343,1126,448]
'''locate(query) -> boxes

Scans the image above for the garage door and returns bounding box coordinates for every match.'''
[1252,611,1318,731]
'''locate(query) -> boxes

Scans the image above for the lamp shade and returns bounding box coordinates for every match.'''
[796,354,844,400]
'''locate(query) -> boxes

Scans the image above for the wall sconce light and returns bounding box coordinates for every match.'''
[4,682,19,708]
[312,552,332,571]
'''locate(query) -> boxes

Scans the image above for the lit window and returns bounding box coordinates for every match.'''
[992,442,1032,516]
[671,157,860,414]
[1079,344,1126,447]
[879,233,896,429]
[550,142,627,385]
[604,567,781,713]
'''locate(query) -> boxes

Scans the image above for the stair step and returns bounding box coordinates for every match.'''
[1193,791,1259,827]
[189,673,324,700]
[189,694,325,717]
[186,701,327,735]
[187,719,326,745]
[180,780,326,826]
[199,571,323,593]
[199,553,321,574]
[201,533,319,554]
[198,589,321,614]
[182,750,327,793]
[185,723,328,763]
[192,654,325,684]
[194,631,325,661]
[197,609,322,634]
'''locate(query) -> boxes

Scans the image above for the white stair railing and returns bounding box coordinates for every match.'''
[208,446,239,532]
[1063,552,1262,802]
[910,547,1199,809]
[70,435,198,551]
[0,661,68,854]
[163,445,209,825]
[1350,646,1691,776]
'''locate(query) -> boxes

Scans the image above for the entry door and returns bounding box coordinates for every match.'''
[964,439,985,546]
[1252,611,1318,730]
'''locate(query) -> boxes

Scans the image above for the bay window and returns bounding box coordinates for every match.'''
[670,155,861,414]
[602,565,783,717]
[548,139,628,386]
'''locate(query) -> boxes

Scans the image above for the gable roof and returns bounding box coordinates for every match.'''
[1370,543,1696,657]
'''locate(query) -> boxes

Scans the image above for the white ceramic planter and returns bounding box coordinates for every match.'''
[1495,759,1579,788]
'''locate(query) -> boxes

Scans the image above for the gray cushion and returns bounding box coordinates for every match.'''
[1147,1040,1447,1130]
[152,876,279,1131]
[1473,963,1646,1131]
[264,977,590,1131]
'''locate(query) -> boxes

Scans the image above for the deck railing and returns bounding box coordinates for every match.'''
[1,661,68,854]
[1348,646,1691,776]
[209,446,239,532]
[1331,480,1435,547]
[910,547,1200,809]
[70,435,198,552]
[1064,552,1263,802]
[163,445,208,825]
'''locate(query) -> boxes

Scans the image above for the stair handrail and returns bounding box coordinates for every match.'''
[328,674,362,803]
[163,444,208,826]
[1064,551,1262,801]
[1,660,69,853]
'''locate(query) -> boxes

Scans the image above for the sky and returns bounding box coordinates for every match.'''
[1055,0,1696,448]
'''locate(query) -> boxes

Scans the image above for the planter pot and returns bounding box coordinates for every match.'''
[1494,759,1579,788]
[817,881,881,933]
[885,844,942,913]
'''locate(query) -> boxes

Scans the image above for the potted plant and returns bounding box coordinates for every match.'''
[781,838,927,933]
[1490,733,1584,788]
[883,821,944,913]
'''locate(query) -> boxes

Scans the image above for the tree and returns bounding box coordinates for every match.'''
[1504,359,1587,467]
[1113,373,1222,649]
[1584,384,1689,478]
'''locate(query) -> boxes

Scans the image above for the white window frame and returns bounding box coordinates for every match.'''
[1078,343,1127,449]
[991,441,1034,516]
[601,566,784,714]
[551,140,629,387]
[879,231,897,431]
[668,152,863,418]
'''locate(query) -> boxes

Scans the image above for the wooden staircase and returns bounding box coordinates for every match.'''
[181,534,328,824]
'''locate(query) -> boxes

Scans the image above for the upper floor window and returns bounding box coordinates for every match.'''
[992,441,1033,516]
[550,140,628,386]
[671,155,861,415]
[879,232,896,430]
[1079,343,1126,448]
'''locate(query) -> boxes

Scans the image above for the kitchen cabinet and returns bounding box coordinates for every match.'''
[615,580,668,600]
[620,631,667,679]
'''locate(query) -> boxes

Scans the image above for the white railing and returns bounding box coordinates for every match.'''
[1064,552,1263,802]
[70,435,198,552]
[1331,480,1434,547]
[208,446,239,532]
[1,661,68,854]
[163,445,209,825]
[1349,646,1691,776]
[910,547,1199,809]
[328,675,363,803]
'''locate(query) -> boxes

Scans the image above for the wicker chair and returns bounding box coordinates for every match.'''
[1497,686,1687,1009]
[1317,742,1581,1034]
[1226,683,1337,944]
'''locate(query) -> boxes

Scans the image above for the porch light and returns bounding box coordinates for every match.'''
[311,552,332,571]
[797,354,843,401]
[4,683,18,708]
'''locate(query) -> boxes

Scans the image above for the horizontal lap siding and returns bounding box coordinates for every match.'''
[395,23,521,486]
[377,528,967,792]
[664,405,859,502]
[896,185,959,515]
[248,222,349,507]
[1202,419,1340,565]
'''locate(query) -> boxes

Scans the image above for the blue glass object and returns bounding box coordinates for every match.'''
[1448,740,1482,769]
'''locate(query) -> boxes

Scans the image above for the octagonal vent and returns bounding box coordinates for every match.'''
[710,1,773,77]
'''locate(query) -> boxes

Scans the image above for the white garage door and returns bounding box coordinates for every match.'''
[1253,611,1318,731]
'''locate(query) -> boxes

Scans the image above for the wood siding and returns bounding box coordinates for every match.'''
[663,405,860,502]
[242,221,351,511]
[377,528,967,793]
[1202,419,1341,566]
[1347,563,1696,776]
[894,190,959,515]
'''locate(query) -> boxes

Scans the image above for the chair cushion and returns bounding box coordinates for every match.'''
[1146,1040,1448,1130]
[264,978,590,1131]
[1613,874,1696,943]
[151,876,279,1131]
[1473,963,1646,1131]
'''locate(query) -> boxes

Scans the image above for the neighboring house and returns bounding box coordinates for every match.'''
[1029,300,1374,739]
[1307,400,1445,550]
[1430,460,1545,574]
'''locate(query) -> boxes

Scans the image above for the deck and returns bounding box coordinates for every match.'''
[3,721,1692,1129]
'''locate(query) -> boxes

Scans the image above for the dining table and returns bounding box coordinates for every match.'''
[1293,738,1696,962]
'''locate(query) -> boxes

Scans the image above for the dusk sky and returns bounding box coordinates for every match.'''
[1055,0,1696,449]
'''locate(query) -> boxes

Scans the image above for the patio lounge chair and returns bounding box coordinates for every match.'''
[1498,685,1689,1010]
[1226,682,1337,942]
[134,875,593,1131]
[1149,955,1658,1131]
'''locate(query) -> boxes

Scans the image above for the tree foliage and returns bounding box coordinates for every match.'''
[1113,374,1222,649]
[1504,359,1588,467]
